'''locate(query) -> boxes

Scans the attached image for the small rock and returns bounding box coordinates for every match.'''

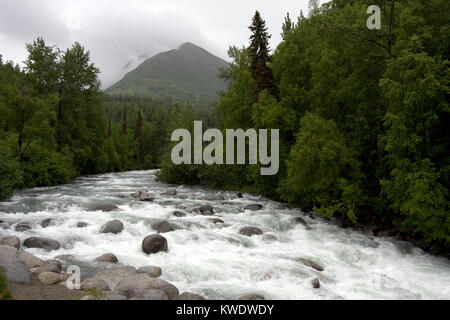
[15,222,32,232]
[152,221,175,233]
[138,266,162,278]
[81,278,109,291]
[262,233,277,243]
[298,258,324,272]
[239,227,263,237]
[80,295,98,300]
[0,236,20,249]
[38,272,65,286]
[161,189,177,196]
[208,218,224,224]
[293,217,312,230]
[23,237,61,251]
[131,191,154,202]
[76,222,88,228]
[237,192,243,198]
[95,253,118,263]
[244,204,263,211]
[239,294,265,300]
[172,210,187,217]
[312,278,321,289]
[99,220,124,234]
[41,218,56,228]
[175,292,206,300]
[32,260,62,274]
[92,204,119,212]
[194,205,215,215]
[142,234,168,255]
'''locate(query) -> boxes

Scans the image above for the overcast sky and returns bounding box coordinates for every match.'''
[0,0,313,88]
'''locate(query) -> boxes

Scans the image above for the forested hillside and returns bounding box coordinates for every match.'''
[158,0,450,248]
[105,43,229,108]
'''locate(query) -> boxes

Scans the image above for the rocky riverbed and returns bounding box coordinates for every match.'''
[1,170,450,300]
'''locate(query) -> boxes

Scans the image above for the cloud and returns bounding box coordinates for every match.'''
[0,0,310,88]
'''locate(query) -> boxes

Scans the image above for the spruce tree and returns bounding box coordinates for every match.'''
[248,11,275,100]
[122,105,127,135]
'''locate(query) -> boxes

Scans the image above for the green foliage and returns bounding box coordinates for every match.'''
[0,142,23,200]
[281,113,364,221]
[0,268,14,300]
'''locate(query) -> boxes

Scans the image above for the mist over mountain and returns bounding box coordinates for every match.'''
[105,43,229,107]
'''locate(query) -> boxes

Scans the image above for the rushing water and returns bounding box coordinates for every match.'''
[0,170,449,300]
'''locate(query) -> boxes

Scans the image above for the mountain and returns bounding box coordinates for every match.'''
[105,43,229,107]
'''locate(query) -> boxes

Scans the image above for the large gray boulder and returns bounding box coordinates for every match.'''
[293,217,312,230]
[38,272,66,286]
[99,220,124,234]
[115,274,179,299]
[0,245,44,268]
[23,237,61,251]
[31,260,62,274]
[131,191,154,202]
[95,266,138,291]
[104,291,128,300]
[1,262,31,285]
[41,218,56,228]
[142,234,168,255]
[0,236,20,249]
[239,227,263,237]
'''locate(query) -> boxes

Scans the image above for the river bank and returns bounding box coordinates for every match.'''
[1,170,450,300]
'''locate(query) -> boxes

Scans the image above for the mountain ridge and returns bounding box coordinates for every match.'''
[105,43,229,107]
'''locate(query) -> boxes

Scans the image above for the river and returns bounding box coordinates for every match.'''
[0,170,449,299]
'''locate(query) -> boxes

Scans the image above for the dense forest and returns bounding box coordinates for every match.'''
[158,0,450,249]
[0,0,448,250]
[0,39,210,200]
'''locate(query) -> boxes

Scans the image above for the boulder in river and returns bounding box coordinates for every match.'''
[237,192,243,198]
[312,278,321,289]
[244,204,263,211]
[15,221,32,232]
[298,258,324,272]
[239,227,263,237]
[32,260,62,274]
[138,266,162,278]
[23,237,61,251]
[95,253,119,263]
[293,217,312,230]
[262,233,277,243]
[172,210,187,217]
[239,294,265,300]
[76,221,88,228]
[81,277,110,291]
[175,292,206,300]
[92,204,119,212]
[99,220,124,234]
[1,262,31,285]
[152,221,175,233]
[142,234,168,255]
[161,189,177,196]
[54,254,74,261]
[131,191,154,202]
[115,274,179,300]
[0,236,20,249]
[199,194,225,201]
[193,205,215,215]
[208,218,224,224]
[41,218,56,228]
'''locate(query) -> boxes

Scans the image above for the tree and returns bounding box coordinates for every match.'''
[281,13,295,40]
[248,11,275,100]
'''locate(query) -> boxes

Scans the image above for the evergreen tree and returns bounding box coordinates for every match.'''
[281,13,294,40]
[122,105,127,135]
[248,11,275,100]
